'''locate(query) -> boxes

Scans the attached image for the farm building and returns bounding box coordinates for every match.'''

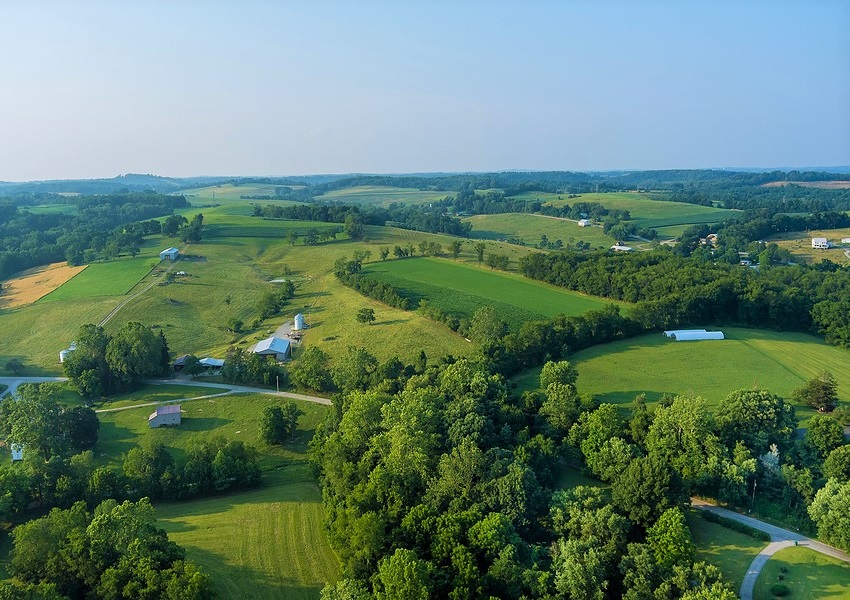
[811,238,829,249]
[10,443,23,462]
[663,329,707,338]
[59,342,77,363]
[578,219,591,227]
[665,330,724,341]
[293,313,306,331]
[149,404,181,428]
[173,355,191,371]
[199,357,225,369]
[610,244,633,252]
[160,247,180,260]
[842,238,850,244]
[253,336,291,361]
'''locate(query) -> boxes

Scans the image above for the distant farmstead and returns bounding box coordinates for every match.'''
[610,244,633,252]
[663,329,724,341]
[811,238,829,250]
[160,247,180,261]
[149,404,181,428]
[252,336,291,361]
[578,219,592,227]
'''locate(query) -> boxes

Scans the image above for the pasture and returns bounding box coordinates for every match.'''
[364,257,620,328]
[766,229,850,266]
[686,511,767,592]
[317,185,450,207]
[753,547,850,600]
[514,191,734,231]
[95,393,340,597]
[0,262,87,309]
[464,213,613,249]
[179,183,305,201]
[512,328,850,425]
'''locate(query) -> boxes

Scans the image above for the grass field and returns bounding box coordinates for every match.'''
[317,185,450,207]
[766,229,850,266]
[179,183,305,201]
[95,383,225,410]
[513,191,734,231]
[753,547,850,600]
[686,510,768,591]
[512,327,850,425]
[364,257,620,328]
[464,213,614,249]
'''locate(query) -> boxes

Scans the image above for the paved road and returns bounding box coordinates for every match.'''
[692,498,850,600]
[0,376,331,407]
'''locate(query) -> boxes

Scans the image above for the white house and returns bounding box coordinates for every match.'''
[149,404,181,428]
[252,336,291,361]
[811,238,829,250]
[578,219,591,227]
[160,247,180,261]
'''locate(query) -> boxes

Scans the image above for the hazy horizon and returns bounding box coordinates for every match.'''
[2,1,848,181]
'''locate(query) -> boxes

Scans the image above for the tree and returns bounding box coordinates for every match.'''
[716,389,796,454]
[629,393,653,447]
[356,307,376,326]
[180,213,204,243]
[160,214,187,236]
[374,548,434,600]
[805,414,846,458]
[475,242,486,265]
[379,247,390,261]
[450,241,463,260]
[291,346,333,392]
[823,445,850,481]
[809,478,850,551]
[63,324,110,399]
[105,322,169,391]
[0,383,66,461]
[539,360,578,389]
[612,454,688,527]
[793,371,839,412]
[646,507,695,572]
[260,402,304,444]
[321,579,371,600]
[331,347,378,394]
[469,306,508,344]
[344,213,365,240]
[62,406,99,453]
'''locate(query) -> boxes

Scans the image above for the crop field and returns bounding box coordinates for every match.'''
[94,393,339,597]
[687,511,767,591]
[0,262,87,309]
[179,183,305,201]
[766,228,850,266]
[317,185,450,207]
[464,213,613,249]
[364,257,620,328]
[753,547,850,599]
[514,328,850,425]
[513,191,734,231]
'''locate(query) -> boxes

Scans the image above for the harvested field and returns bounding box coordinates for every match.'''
[0,262,87,308]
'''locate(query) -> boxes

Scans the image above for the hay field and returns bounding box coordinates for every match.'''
[464,213,613,248]
[766,228,850,266]
[0,262,87,308]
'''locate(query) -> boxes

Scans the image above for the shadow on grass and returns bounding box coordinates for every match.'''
[374,319,410,326]
[181,417,233,432]
[97,421,137,459]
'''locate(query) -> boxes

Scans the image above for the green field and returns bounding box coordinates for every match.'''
[687,511,767,591]
[754,547,850,600]
[95,393,341,596]
[512,328,850,424]
[179,183,305,201]
[514,191,734,231]
[365,257,620,328]
[317,185,451,207]
[464,213,614,249]
[95,383,225,410]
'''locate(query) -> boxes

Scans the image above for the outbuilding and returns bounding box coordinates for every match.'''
[811,238,829,250]
[578,219,591,227]
[199,357,225,369]
[663,329,707,338]
[668,330,724,341]
[252,336,291,361]
[10,443,23,462]
[59,342,77,364]
[149,404,181,428]
[173,355,191,371]
[842,238,850,245]
[160,247,180,261]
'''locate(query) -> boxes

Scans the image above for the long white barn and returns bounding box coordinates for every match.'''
[663,329,724,341]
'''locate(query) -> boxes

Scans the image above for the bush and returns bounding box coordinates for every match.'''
[699,510,771,542]
[771,583,789,597]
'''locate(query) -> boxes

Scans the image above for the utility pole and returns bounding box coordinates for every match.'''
[751,479,757,512]
[276,375,280,396]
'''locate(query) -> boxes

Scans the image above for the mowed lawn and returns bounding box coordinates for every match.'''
[513,328,850,422]
[754,547,850,600]
[464,213,613,249]
[686,511,767,592]
[39,249,160,302]
[96,394,341,597]
[365,257,620,328]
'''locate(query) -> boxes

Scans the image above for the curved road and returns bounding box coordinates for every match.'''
[692,498,850,599]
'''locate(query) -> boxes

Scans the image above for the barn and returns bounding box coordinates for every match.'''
[252,336,291,361]
[663,329,707,338]
[811,238,829,250]
[160,247,180,261]
[149,404,182,428]
[666,330,724,341]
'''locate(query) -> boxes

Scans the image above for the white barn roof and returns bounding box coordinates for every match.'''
[663,329,707,338]
[670,330,724,341]
[253,336,290,355]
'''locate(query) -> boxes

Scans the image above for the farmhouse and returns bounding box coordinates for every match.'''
[811,238,829,250]
[59,342,77,363]
[160,247,180,261]
[665,329,725,341]
[149,404,181,428]
[578,219,591,227]
[253,336,291,361]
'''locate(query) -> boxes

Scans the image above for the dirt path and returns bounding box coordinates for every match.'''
[691,498,850,600]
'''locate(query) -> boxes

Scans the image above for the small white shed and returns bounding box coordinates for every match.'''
[578,219,591,227]
[149,404,182,428]
[59,342,77,363]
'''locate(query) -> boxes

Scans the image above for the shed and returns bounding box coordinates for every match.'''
[293,313,306,331]
[173,355,190,371]
[253,336,291,361]
[199,357,225,369]
[663,329,707,338]
[670,330,724,341]
[578,219,591,227]
[811,238,829,250]
[160,247,180,261]
[610,244,633,252]
[10,443,23,462]
[149,404,181,428]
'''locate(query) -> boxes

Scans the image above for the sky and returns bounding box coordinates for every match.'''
[1,1,848,181]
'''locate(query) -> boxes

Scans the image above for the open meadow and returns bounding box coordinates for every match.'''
[753,547,850,600]
[766,228,850,266]
[512,327,850,425]
[364,256,621,328]
[464,213,614,249]
[316,185,451,207]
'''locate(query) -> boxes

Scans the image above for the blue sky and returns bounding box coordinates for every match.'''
[0,1,848,180]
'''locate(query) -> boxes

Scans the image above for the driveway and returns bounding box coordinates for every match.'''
[692,498,850,599]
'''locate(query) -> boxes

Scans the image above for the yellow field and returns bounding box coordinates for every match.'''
[0,262,87,309]
[766,229,850,266]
